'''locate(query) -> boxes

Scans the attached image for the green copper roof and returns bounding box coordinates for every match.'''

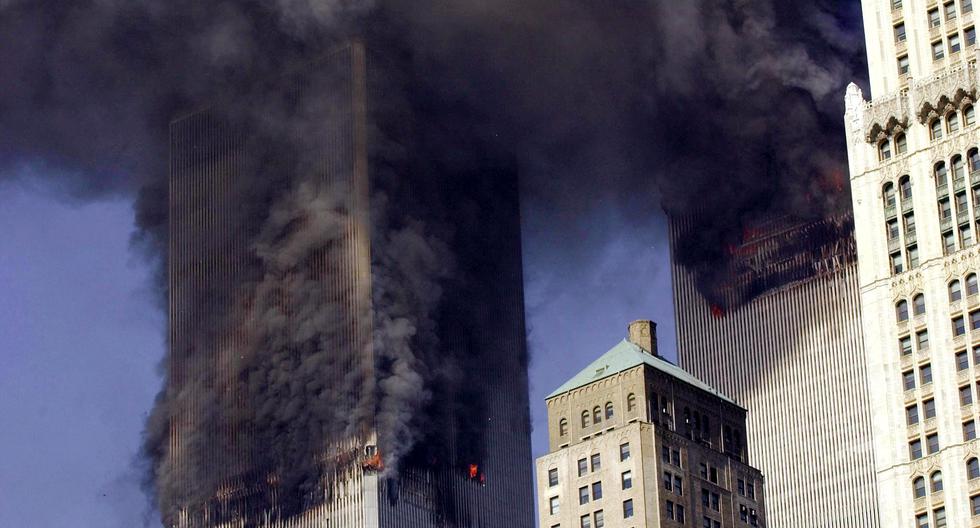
[546,339,739,406]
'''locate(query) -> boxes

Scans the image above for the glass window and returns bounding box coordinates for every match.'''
[626,393,636,412]
[663,471,673,491]
[952,280,963,302]
[579,485,590,505]
[582,410,590,429]
[965,419,976,440]
[892,252,905,273]
[931,471,944,492]
[969,457,980,479]
[921,363,933,385]
[974,345,980,364]
[580,514,591,528]
[594,510,604,528]
[676,505,685,523]
[747,482,755,499]
[907,404,920,425]
[549,468,559,487]
[931,8,942,27]
[963,384,975,405]
[933,117,944,139]
[592,481,602,500]
[605,402,614,420]
[937,161,949,183]
[934,40,946,60]
[935,507,946,528]
[950,111,961,132]
[593,406,601,424]
[958,350,970,371]
[671,449,681,467]
[666,501,675,520]
[913,294,926,315]
[559,418,568,436]
[590,453,601,472]
[972,310,980,330]
[969,106,978,127]
[954,316,966,336]
[880,139,892,161]
[884,182,897,207]
[918,330,930,350]
[623,499,633,519]
[927,433,939,454]
[893,0,903,10]
[673,474,683,495]
[897,133,908,154]
[924,398,937,419]
[951,33,963,54]
[619,442,629,461]
[909,245,920,268]
[947,1,958,19]
[896,300,909,321]
[895,22,907,41]
[966,0,974,14]
[968,26,977,46]
[957,156,967,181]
[901,176,912,199]
[549,496,560,515]
[904,370,916,390]
[898,54,910,75]
[916,512,928,528]
[914,476,926,498]
[578,458,588,477]
[910,439,923,460]
[622,470,632,490]
[969,274,978,295]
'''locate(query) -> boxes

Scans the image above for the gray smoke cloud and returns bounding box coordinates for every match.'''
[0,0,867,524]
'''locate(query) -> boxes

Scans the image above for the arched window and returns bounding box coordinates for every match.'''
[913,294,926,316]
[896,133,908,155]
[954,155,966,183]
[896,300,910,322]
[627,393,636,412]
[968,274,979,296]
[879,139,892,161]
[970,148,980,173]
[913,476,926,498]
[948,111,961,133]
[950,279,963,302]
[592,406,602,424]
[581,410,590,429]
[968,457,980,479]
[559,418,568,437]
[883,182,897,209]
[967,105,976,127]
[932,118,944,140]
[936,161,949,189]
[930,471,944,493]
[899,175,912,200]
[605,402,614,420]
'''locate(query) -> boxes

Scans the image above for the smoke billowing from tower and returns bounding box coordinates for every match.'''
[0,0,867,523]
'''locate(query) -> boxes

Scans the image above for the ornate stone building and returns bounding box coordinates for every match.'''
[535,321,766,528]
[845,1,980,526]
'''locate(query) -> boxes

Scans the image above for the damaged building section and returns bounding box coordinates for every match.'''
[672,214,858,313]
[149,41,534,528]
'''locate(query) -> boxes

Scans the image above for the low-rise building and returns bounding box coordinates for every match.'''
[536,320,766,528]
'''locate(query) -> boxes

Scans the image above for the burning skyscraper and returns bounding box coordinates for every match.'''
[153,40,535,527]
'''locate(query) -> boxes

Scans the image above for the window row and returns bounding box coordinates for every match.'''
[898,329,929,357]
[949,274,980,302]
[909,432,940,460]
[663,471,684,496]
[661,445,682,468]
[930,27,977,62]
[739,504,762,527]
[579,402,616,429]
[902,363,933,391]
[930,104,977,141]
[576,454,603,477]
[915,506,946,528]
[927,0,973,28]
[896,293,927,322]
[912,471,945,498]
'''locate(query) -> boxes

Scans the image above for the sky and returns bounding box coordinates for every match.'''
[0,173,675,527]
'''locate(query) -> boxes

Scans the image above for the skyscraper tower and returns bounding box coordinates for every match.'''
[161,41,535,528]
[669,218,880,528]
[845,1,980,526]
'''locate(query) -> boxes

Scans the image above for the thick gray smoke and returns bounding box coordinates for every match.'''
[0,0,867,524]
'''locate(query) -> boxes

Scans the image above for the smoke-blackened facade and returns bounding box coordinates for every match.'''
[161,41,534,528]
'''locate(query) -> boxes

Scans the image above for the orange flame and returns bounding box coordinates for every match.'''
[468,464,479,479]
[362,452,384,472]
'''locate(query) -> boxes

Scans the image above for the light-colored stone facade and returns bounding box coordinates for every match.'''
[847,2,980,526]
[535,321,765,528]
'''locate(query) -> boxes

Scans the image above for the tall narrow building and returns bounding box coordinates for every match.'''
[845,1,980,526]
[536,320,766,528]
[669,216,881,528]
[163,41,535,527]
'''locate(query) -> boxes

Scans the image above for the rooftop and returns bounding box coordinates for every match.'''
[546,339,740,407]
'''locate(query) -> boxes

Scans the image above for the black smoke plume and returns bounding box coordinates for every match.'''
[0,0,867,524]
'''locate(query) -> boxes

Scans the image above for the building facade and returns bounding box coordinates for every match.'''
[668,218,881,528]
[845,1,980,526]
[536,320,766,528]
[166,41,535,527]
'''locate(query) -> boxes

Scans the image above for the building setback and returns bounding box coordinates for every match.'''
[845,1,980,526]
[167,41,534,527]
[668,217,881,528]
[536,320,766,528]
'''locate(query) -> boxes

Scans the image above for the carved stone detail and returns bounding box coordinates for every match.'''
[892,271,924,300]
[914,62,979,124]
[944,248,980,279]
